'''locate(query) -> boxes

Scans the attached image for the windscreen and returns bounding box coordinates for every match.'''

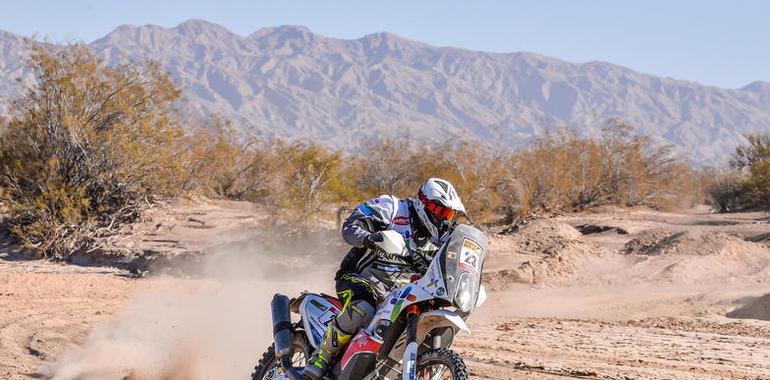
[440,224,488,312]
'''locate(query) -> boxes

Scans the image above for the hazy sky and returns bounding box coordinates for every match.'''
[1,0,767,89]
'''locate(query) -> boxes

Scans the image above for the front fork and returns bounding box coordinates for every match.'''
[401,305,420,380]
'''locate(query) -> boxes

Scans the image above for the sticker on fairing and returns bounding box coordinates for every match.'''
[389,286,413,320]
[459,238,482,273]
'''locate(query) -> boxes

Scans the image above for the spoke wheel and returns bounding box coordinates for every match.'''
[251,331,311,380]
[414,348,468,380]
[418,363,452,380]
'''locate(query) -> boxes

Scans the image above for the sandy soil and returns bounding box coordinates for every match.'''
[1,202,769,379]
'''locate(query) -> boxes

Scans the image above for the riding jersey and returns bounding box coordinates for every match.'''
[337,195,436,297]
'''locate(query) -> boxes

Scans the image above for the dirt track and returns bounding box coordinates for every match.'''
[0,267,136,380]
[2,202,770,379]
[459,318,770,379]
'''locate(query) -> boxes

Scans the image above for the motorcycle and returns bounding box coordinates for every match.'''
[251,224,488,380]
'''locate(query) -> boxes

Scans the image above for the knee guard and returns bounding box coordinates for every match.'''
[304,300,376,379]
[335,299,375,335]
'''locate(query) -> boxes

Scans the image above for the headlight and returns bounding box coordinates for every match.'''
[454,272,477,312]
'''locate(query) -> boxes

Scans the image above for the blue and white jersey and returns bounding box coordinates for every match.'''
[338,194,436,296]
[356,195,416,249]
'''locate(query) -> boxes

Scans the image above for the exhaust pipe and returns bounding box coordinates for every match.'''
[272,294,303,380]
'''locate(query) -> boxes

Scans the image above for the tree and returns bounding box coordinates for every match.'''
[282,143,344,229]
[351,139,419,197]
[731,133,770,171]
[0,45,183,258]
[724,133,770,209]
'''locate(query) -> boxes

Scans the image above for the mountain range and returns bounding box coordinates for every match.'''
[1,19,769,166]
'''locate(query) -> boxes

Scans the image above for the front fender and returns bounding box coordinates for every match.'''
[385,310,470,362]
[415,309,470,342]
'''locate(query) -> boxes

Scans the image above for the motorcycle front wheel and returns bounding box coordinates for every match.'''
[251,331,311,380]
[411,348,469,380]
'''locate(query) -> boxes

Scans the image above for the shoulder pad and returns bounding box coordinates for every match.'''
[355,195,397,224]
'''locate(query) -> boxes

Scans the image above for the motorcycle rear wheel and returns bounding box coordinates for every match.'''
[251,331,311,380]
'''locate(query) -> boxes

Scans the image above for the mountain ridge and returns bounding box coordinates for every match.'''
[1,21,769,166]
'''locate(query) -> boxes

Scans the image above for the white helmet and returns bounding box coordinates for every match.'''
[414,178,466,240]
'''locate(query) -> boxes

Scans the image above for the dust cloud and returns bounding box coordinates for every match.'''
[42,231,341,380]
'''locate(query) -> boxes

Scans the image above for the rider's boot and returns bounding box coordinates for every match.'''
[303,319,351,380]
[303,300,375,380]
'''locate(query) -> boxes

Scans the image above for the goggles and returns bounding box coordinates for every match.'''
[419,191,458,221]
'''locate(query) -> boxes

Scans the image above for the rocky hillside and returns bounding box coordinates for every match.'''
[1,20,769,165]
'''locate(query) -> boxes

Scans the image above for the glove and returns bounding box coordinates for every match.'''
[363,231,384,250]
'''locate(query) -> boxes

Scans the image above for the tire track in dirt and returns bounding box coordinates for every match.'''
[0,270,137,380]
[2,205,770,379]
[455,318,770,380]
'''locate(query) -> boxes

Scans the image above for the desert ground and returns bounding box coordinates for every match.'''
[1,200,769,379]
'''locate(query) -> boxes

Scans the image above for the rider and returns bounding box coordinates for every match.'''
[303,178,466,380]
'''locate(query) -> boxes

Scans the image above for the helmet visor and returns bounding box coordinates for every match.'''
[419,192,458,222]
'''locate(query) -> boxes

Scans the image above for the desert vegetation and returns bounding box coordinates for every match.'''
[0,44,750,259]
[705,133,770,212]
[0,45,184,258]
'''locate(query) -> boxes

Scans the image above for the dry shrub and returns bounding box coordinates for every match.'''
[703,132,770,212]
[0,45,183,258]
[337,123,695,225]
[181,126,350,230]
[280,142,349,229]
[744,160,770,207]
[732,133,770,208]
[703,170,748,212]
[413,142,513,223]
[351,139,418,196]
[184,117,283,203]
[345,140,512,223]
[731,133,770,170]
[596,122,696,209]
[0,45,712,257]
[500,122,695,220]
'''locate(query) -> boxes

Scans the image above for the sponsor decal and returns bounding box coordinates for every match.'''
[408,351,416,378]
[459,238,482,273]
[427,265,442,289]
[436,287,446,296]
[374,319,391,339]
[375,264,402,272]
[388,286,414,321]
[393,215,410,225]
[390,299,404,321]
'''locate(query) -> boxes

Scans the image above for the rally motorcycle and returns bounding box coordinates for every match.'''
[250,224,488,380]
